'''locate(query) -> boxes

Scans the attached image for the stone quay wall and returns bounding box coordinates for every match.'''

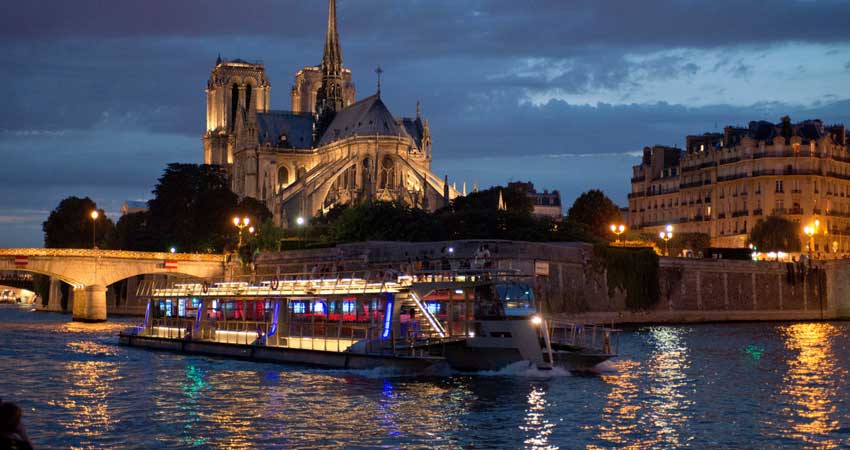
[253,240,850,325]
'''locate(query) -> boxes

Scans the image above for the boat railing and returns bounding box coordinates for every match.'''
[545,319,621,356]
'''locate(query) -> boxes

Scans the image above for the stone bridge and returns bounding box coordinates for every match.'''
[0,249,226,322]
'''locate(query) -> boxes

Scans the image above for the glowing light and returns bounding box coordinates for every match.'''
[531,315,543,326]
[296,216,306,226]
[170,247,176,253]
[381,296,394,340]
[90,210,99,220]
[468,331,476,338]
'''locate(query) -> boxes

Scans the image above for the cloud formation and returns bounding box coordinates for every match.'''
[1,0,849,246]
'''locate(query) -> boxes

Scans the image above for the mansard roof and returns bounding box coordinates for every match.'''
[256,111,315,149]
[317,94,402,146]
[746,118,826,143]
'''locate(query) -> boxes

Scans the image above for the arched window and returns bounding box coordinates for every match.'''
[379,156,395,189]
[278,166,290,191]
[230,84,239,132]
[245,84,252,110]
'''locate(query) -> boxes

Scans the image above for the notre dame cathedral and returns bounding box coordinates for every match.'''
[202,0,460,227]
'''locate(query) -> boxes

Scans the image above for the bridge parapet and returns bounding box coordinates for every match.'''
[0,248,225,262]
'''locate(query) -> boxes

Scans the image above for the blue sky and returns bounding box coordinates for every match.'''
[2,0,850,247]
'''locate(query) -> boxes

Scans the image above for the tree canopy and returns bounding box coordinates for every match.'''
[749,216,802,253]
[108,163,274,253]
[43,196,115,249]
[567,189,623,239]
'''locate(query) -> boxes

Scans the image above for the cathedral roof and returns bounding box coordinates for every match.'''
[398,117,423,149]
[256,111,315,149]
[317,94,403,146]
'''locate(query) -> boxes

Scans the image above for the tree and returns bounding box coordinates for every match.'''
[566,189,623,239]
[235,196,273,225]
[750,216,802,253]
[110,211,156,251]
[145,163,238,253]
[43,196,115,249]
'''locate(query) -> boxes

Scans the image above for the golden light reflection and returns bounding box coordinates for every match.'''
[50,341,119,444]
[769,323,844,448]
[168,370,465,449]
[589,327,692,449]
[520,386,557,450]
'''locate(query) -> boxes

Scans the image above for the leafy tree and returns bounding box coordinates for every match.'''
[43,196,115,249]
[566,189,623,239]
[329,201,441,242]
[750,216,802,253]
[110,211,156,251]
[236,196,273,225]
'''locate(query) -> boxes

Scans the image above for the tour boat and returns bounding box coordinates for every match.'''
[119,269,619,372]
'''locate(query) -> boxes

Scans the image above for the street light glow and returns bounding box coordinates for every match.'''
[91,210,99,220]
[296,216,305,226]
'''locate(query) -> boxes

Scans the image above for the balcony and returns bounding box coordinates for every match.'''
[753,208,763,216]
[772,208,787,215]
[791,189,802,194]
[827,171,850,181]
[788,207,803,215]
[718,213,726,219]
[716,173,748,182]
[719,156,742,165]
[732,210,749,217]
[679,180,705,189]
[813,208,822,214]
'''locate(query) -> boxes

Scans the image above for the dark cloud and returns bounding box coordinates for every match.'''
[5,1,850,56]
[1,1,849,246]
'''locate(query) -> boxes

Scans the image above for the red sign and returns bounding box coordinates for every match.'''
[14,255,28,266]
[164,260,178,270]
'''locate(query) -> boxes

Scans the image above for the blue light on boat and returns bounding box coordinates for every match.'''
[381,295,394,340]
[194,300,203,333]
[143,301,151,328]
[269,302,280,336]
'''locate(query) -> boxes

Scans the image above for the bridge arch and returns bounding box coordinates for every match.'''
[0,249,226,322]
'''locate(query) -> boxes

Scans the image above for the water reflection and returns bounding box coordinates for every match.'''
[590,327,692,449]
[520,385,557,449]
[770,323,845,448]
[53,341,119,446]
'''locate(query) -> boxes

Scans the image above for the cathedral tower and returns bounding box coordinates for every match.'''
[314,0,348,136]
[203,57,270,165]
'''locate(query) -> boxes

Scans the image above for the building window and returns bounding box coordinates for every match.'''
[775,180,784,193]
[379,156,395,189]
[277,166,290,191]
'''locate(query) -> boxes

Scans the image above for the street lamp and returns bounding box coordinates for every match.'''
[296,216,306,249]
[233,216,251,249]
[90,210,99,249]
[610,223,626,243]
[804,225,815,258]
[659,224,674,256]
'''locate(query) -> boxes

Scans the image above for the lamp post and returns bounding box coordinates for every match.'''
[296,216,306,249]
[90,210,99,249]
[610,224,626,243]
[659,224,673,256]
[233,216,251,250]
[804,225,815,259]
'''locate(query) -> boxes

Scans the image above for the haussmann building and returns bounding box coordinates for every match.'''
[627,117,850,258]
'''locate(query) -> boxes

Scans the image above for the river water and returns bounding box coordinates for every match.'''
[2,305,850,449]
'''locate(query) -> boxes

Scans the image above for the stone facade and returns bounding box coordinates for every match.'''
[202,0,458,226]
[253,240,850,324]
[628,117,850,257]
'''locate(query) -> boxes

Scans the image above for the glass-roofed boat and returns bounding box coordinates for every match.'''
[119,269,619,372]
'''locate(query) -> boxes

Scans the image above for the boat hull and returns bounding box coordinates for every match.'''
[119,334,440,371]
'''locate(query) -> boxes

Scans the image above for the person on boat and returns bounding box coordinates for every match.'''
[0,401,34,450]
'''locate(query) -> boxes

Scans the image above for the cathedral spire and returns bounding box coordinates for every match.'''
[316,0,346,139]
[322,0,342,73]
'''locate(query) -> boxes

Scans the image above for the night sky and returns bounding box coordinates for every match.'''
[2,0,849,247]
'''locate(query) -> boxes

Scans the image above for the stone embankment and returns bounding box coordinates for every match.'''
[255,240,850,325]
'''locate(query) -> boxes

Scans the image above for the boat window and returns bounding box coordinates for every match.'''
[474,285,505,320]
[495,283,536,317]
